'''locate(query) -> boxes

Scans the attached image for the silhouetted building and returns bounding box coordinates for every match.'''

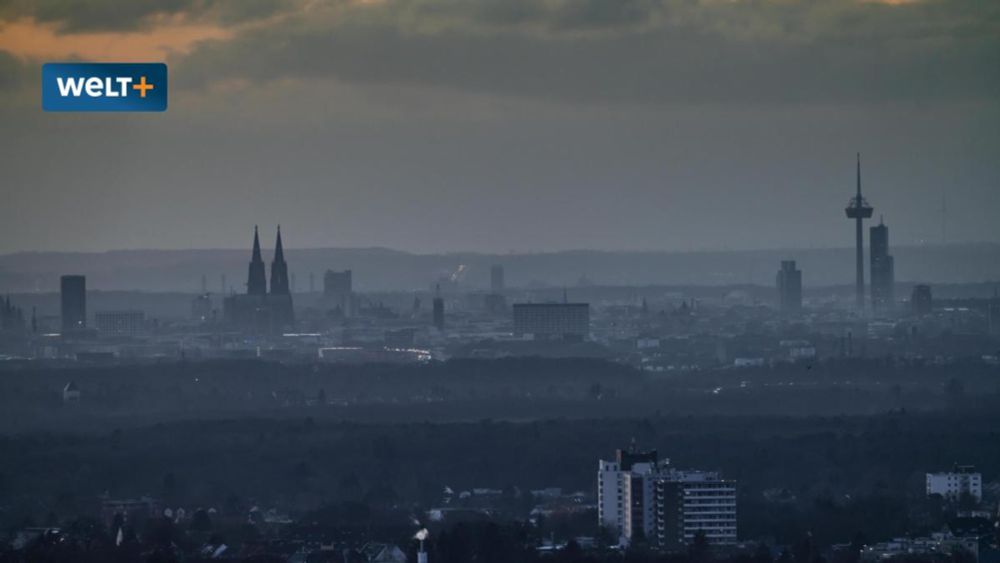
[484,293,507,315]
[191,293,213,322]
[270,227,290,296]
[911,284,933,316]
[95,310,145,337]
[490,264,505,293]
[324,269,353,317]
[513,303,589,339]
[224,227,295,331]
[0,296,26,333]
[870,217,895,313]
[432,285,445,331]
[845,154,874,310]
[60,275,87,333]
[247,226,267,296]
[776,260,802,313]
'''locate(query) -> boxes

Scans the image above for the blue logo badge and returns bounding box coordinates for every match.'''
[42,63,167,112]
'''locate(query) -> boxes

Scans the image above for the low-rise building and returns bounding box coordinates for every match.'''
[927,465,983,502]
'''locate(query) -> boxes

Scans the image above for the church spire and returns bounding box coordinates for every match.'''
[269,226,290,296]
[252,225,262,261]
[274,225,284,262]
[247,225,267,295]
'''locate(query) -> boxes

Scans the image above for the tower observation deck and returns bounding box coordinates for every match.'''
[845,153,874,310]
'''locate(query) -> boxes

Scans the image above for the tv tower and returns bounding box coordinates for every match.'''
[845,153,874,310]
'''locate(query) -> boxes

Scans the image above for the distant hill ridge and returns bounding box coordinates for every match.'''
[1,243,999,292]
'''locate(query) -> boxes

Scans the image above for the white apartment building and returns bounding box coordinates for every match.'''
[598,448,736,549]
[926,465,982,502]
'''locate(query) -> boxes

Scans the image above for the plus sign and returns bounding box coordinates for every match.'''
[132,76,154,98]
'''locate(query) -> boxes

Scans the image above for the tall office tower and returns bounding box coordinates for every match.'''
[911,284,933,316]
[598,447,737,549]
[845,154,874,310]
[432,284,445,330]
[247,226,267,296]
[324,269,353,316]
[269,227,290,296]
[60,275,87,333]
[776,260,802,313]
[490,264,505,293]
[870,217,895,313]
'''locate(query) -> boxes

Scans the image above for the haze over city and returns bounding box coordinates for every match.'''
[2,2,1000,563]
[1,0,999,254]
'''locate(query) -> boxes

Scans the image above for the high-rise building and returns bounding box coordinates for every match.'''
[432,284,445,331]
[598,448,660,540]
[870,218,895,313]
[60,275,87,333]
[654,471,737,549]
[776,260,802,313]
[598,447,737,549]
[911,284,932,316]
[324,269,353,317]
[513,303,589,339]
[490,264,505,293]
[845,154,874,310]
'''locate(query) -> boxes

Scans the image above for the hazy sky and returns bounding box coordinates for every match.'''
[0,0,997,254]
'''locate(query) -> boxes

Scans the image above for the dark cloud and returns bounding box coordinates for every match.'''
[0,0,294,32]
[171,0,1000,105]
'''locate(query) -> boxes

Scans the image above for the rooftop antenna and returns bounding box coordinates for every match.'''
[845,152,873,311]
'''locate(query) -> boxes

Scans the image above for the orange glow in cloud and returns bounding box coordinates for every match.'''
[0,16,233,62]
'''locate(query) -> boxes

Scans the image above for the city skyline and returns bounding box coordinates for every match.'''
[1,3,998,563]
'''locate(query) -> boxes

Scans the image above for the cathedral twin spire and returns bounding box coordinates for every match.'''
[247,225,289,296]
